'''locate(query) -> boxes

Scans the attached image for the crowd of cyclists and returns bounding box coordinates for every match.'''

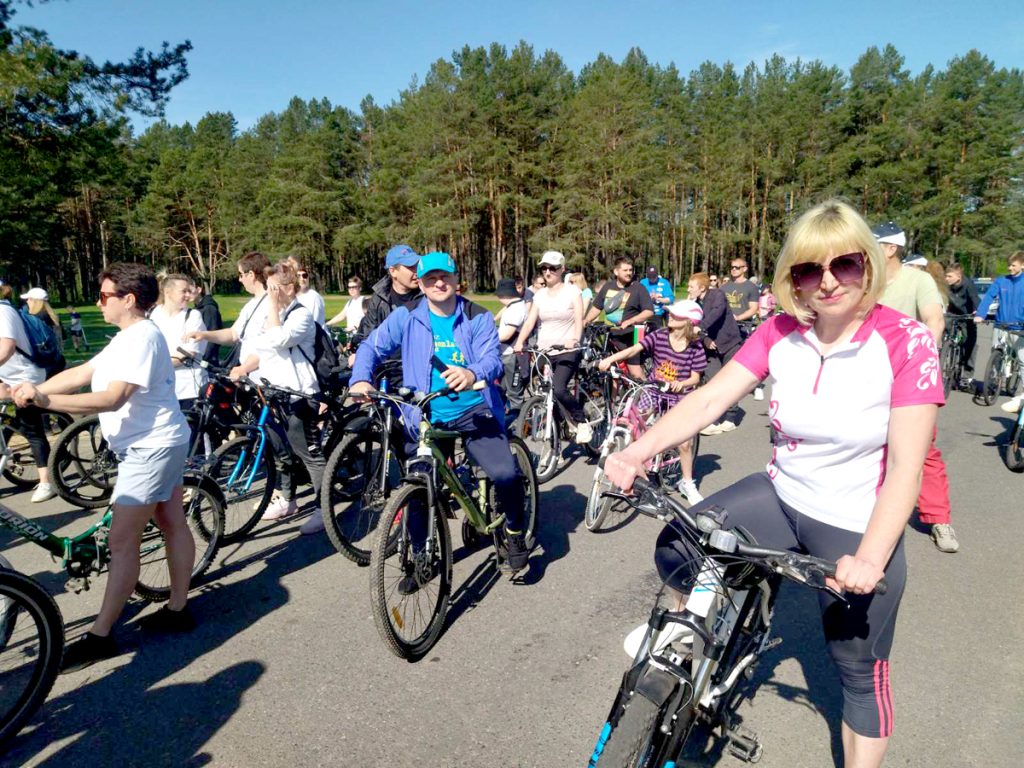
[1,198,1022,765]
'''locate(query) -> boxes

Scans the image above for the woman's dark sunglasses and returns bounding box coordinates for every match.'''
[539,265,561,272]
[790,252,866,293]
[98,290,125,306]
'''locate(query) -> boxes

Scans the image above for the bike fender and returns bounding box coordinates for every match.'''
[185,471,227,509]
[635,663,679,707]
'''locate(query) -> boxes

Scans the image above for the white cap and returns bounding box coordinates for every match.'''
[902,254,927,267]
[538,251,565,267]
[667,299,703,323]
[20,287,48,301]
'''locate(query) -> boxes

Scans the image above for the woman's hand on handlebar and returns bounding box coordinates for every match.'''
[603,447,649,493]
[830,554,886,595]
[228,365,248,382]
[12,382,47,409]
[598,357,612,372]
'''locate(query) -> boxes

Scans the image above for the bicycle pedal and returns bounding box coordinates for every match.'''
[726,726,763,763]
[66,576,89,594]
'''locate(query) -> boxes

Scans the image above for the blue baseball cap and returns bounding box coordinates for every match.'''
[385,244,420,268]
[417,251,457,278]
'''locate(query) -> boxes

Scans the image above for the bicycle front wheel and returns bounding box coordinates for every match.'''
[977,349,1005,406]
[939,338,957,398]
[1002,418,1024,472]
[598,692,667,767]
[515,395,562,483]
[210,435,277,543]
[47,415,118,508]
[134,474,225,601]
[322,425,397,566]
[0,568,64,748]
[586,433,628,532]
[369,484,452,660]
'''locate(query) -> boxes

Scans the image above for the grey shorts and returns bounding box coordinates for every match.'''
[112,443,189,506]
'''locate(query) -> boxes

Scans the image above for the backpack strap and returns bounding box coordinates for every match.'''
[281,302,317,369]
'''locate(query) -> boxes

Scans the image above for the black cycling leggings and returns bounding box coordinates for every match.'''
[654,472,906,739]
[14,405,51,470]
[548,351,586,425]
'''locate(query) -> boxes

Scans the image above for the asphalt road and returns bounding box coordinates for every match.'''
[3,327,1023,768]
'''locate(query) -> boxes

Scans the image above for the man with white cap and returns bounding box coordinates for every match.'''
[873,220,958,553]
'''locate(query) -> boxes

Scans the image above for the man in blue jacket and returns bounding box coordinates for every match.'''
[350,251,531,577]
[641,265,675,327]
[975,250,1024,413]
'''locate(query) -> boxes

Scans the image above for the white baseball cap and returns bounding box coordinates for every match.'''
[20,287,48,301]
[538,251,565,267]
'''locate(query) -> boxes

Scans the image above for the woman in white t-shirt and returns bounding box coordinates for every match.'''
[239,262,327,534]
[326,275,366,342]
[13,263,193,672]
[150,274,208,414]
[513,251,590,443]
[287,256,327,328]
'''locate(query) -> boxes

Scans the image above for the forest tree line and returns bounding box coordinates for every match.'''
[3,1,1023,301]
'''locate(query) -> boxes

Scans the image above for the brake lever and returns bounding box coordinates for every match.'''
[802,565,848,605]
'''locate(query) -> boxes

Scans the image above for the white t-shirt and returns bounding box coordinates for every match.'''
[533,284,583,355]
[498,299,528,357]
[90,320,189,453]
[231,294,270,378]
[250,301,319,395]
[297,289,326,328]
[150,305,208,401]
[340,296,366,332]
[0,302,45,386]
[734,305,944,533]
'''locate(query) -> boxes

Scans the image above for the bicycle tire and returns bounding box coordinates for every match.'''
[586,433,628,532]
[321,425,397,566]
[47,415,118,508]
[977,349,1005,406]
[515,395,562,483]
[487,436,540,558]
[0,568,64,748]
[369,483,452,660]
[1001,419,1024,472]
[1,423,40,490]
[939,338,956,398]
[580,388,609,458]
[134,474,225,601]
[210,435,277,543]
[598,693,665,767]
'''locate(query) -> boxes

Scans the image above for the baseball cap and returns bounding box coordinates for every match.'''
[902,254,927,267]
[871,221,906,247]
[538,251,565,267]
[20,287,48,301]
[385,244,420,269]
[416,251,457,278]
[495,278,519,298]
[646,266,658,280]
[667,299,703,323]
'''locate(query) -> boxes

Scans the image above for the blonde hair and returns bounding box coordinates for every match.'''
[265,261,298,286]
[666,316,700,344]
[772,199,885,325]
[569,273,589,292]
[925,260,949,304]
[27,299,60,328]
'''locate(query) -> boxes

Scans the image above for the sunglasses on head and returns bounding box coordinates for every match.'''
[790,252,866,293]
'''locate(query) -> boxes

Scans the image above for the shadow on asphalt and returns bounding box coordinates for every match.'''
[6,528,337,766]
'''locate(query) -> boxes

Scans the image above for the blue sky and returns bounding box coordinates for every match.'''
[15,0,1024,131]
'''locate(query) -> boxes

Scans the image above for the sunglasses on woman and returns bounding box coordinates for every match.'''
[98,290,125,306]
[790,252,866,293]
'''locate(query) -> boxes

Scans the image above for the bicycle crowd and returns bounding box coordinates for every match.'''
[0,200,1022,765]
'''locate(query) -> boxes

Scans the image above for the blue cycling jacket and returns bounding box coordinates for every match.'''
[976,272,1024,328]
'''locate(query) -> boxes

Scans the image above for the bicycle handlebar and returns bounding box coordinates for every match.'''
[598,461,887,596]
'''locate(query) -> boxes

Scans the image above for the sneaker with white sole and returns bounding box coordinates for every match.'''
[575,422,593,444]
[717,421,737,433]
[262,496,298,521]
[30,483,57,503]
[753,387,765,401]
[623,621,694,659]
[678,478,703,504]
[699,423,723,436]
[299,508,326,535]
[1000,396,1023,414]
[930,523,960,553]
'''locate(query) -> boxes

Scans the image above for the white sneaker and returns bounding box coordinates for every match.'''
[678,479,703,504]
[299,508,326,535]
[699,423,723,436]
[753,387,765,401]
[30,483,57,503]
[575,422,593,444]
[1001,397,1023,414]
[262,496,298,521]
[717,421,737,433]
[623,621,694,658]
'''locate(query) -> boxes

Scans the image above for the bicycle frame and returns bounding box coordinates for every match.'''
[0,504,108,585]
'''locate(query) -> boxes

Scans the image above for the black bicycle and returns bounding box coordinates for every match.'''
[939,313,974,396]
[587,473,885,767]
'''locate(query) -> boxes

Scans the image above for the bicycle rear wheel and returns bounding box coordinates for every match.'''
[210,435,276,543]
[134,474,225,601]
[977,349,1005,406]
[1002,418,1024,472]
[0,568,64,748]
[321,425,398,566]
[515,395,562,483]
[47,415,118,508]
[369,484,452,660]
[487,436,540,560]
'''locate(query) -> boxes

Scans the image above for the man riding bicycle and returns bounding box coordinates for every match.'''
[349,251,531,575]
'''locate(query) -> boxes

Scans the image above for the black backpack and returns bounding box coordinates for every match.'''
[283,304,343,395]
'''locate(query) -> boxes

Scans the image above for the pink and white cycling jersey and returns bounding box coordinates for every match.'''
[734,304,943,533]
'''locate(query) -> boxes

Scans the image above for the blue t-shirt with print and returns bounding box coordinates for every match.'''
[429,309,484,423]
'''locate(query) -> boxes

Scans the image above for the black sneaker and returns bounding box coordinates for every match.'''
[60,632,119,674]
[138,605,196,634]
[504,529,530,573]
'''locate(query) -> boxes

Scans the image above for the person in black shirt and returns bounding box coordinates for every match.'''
[944,262,980,381]
[688,271,742,434]
[189,282,223,365]
[585,257,654,378]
